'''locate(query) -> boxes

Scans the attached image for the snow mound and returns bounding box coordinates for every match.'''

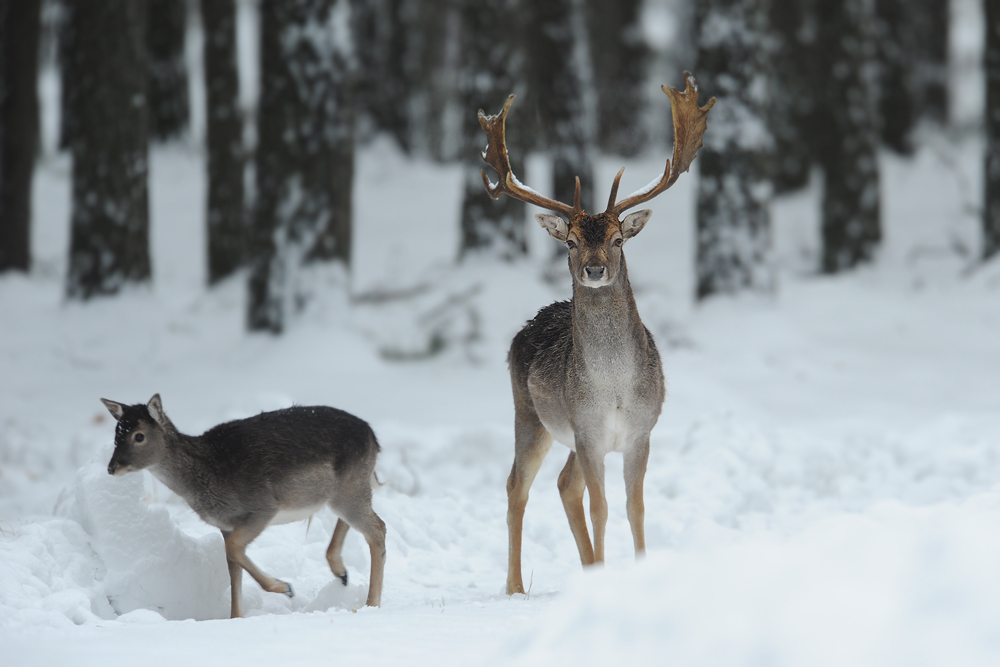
[512,492,1000,667]
[72,462,230,621]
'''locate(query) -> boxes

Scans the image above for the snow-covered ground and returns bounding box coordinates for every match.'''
[2,119,999,665]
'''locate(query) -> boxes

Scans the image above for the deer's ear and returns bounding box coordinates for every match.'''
[535,213,568,241]
[621,209,652,240]
[147,394,168,426]
[100,398,125,421]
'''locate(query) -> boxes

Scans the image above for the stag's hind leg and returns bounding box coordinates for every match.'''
[558,451,595,566]
[507,408,553,595]
[575,447,608,564]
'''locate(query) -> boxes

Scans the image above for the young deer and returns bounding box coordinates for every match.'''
[479,73,714,594]
[101,394,386,617]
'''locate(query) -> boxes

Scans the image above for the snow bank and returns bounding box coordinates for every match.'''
[512,493,1000,667]
[71,461,230,621]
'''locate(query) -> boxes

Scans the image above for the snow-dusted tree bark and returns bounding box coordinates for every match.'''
[985,0,1000,261]
[525,0,594,216]
[769,0,820,193]
[694,0,773,300]
[458,0,527,260]
[349,0,412,151]
[248,0,354,333]
[0,0,40,273]
[65,0,150,299]
[202,0,245,284]
[147,0,189,141]
[585,0,647,157]
[410,0,461,161]
[814,0,881,273]
[57,0,75,150]
[875,0,916,155]
[911,0,947,124]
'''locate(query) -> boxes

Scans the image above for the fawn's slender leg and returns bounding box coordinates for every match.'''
[558,451,595,565]
[507,412,553,595]
[623,437,650,557]
[326,518,351,585]
[575,448,608,564]
[222,529,244,618]
[347,510,386,607]
[223,518,294,598]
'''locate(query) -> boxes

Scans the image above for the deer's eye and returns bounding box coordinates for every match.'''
[567,240,577,250]
[613,238,623,247]
[134,433,145,443]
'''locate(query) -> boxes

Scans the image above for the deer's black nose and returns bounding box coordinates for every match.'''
[585,266,606,281]
[108,462,117,475]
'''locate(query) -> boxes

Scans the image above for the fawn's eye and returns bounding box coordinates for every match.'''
[134,433,145,443]
[613,238,623,247]
[567,240,576,250]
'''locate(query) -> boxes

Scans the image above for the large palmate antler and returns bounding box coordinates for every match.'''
[605,71,716,216]
[478,95,582,219]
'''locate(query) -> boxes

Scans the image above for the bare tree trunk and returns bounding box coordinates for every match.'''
[911,0,947,124]
[815,0,881,273]
[349,0,411,151]
[65,0,150,299]
[147,0,189,141]
[985,0,1000,261]
[202,0,245,284]
[695,0,773,300]
[525,0,594,217]
[875,0,916,154]
[585,0,647,157]
[769,0,820,193]
[248,0,353,333]
[457,0,527,260]
[0,0,41,273]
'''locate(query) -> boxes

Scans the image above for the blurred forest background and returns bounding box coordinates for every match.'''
[0,0,996,334]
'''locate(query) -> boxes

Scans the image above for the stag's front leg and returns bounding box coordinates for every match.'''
[507,412,552,595]
[575,446,608,564]
[623,436,651,557]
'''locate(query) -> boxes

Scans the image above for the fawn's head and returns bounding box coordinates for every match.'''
[477,72,714,288]
[101,394,174,475]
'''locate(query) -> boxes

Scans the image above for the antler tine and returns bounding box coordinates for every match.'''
[573,176,581,211]
[608,72,716,216]
[479,95,579,218]
[606,167,625,212]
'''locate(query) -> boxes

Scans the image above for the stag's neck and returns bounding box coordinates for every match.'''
[570,257,649,365]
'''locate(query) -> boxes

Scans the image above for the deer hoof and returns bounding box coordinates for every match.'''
[283,582,294,598]
[339,572,348,586]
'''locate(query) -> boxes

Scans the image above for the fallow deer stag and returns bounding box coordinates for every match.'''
[479,72,715,594]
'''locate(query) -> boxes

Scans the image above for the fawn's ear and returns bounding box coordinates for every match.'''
[621,209,652,240]
[535,213,569,241]
[100,398,125,421]
[147,394,168,426]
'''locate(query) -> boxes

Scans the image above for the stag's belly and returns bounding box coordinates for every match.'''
[534,392,648,455]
